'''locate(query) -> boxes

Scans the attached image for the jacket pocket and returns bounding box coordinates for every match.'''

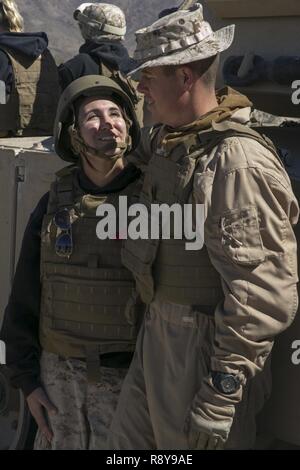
[220,205,266,266]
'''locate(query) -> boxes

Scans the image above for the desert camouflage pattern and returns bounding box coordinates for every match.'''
[77,3,126,42]
[129,3,234,77]
[34,351,127,450]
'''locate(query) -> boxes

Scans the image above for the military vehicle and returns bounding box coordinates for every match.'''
[0,0,300,449]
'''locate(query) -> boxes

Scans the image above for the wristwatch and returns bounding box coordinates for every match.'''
[211,371,241,395]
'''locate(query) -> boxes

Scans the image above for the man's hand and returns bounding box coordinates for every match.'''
[189,431,226,450]
[26,387,58,443]
[186,412,229,450]
[184,374,242,450]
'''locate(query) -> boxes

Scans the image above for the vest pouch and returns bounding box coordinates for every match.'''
[41,265,139,349]
[154,238,223,306]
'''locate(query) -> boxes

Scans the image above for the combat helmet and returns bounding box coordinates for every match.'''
[54,74,141,163]
[74,3,126,41]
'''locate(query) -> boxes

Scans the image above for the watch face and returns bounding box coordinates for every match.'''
[221,376,237,394]
[212,372,240,395]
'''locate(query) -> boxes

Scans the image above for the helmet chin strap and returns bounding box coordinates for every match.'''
[69,125,131,163]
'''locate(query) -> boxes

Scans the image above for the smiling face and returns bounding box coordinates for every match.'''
[137,66,186,127]
[78,97,128,156]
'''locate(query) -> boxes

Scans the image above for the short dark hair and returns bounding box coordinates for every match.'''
[164,54,220,89]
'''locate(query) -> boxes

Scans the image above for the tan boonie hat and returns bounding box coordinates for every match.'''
[128,2,234,76]
[74,2,126,39]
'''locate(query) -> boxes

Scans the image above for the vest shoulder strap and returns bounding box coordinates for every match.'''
[56,171,75,193]
[99,61,140,107]
[55,164,77,178]
[0,46,36,69]
[99,60,113,78]
[150,125,166,153]
[212,120,278,152]
[195,120,282,165]
[48,167,78,212]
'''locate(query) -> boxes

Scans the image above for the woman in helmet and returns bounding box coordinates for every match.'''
[0,75,143,449]
[0,0,59,137]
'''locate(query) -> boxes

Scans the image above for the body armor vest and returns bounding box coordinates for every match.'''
[122,121,282,309]
[40,168,143,364]
[0,47,60,136]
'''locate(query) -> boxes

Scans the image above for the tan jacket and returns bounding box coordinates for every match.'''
[131,105,299,381]
[193,108,298,379]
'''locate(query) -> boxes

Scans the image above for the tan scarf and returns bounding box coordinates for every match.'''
[160,87,252,153]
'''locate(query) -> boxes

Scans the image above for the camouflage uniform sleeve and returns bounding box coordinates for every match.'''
[194,136,299,381]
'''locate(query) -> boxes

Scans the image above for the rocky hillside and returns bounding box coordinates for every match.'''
[17,0,178,64]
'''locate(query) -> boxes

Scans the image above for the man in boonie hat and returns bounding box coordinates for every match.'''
[108,2,299,450]
[130,1,234,76]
